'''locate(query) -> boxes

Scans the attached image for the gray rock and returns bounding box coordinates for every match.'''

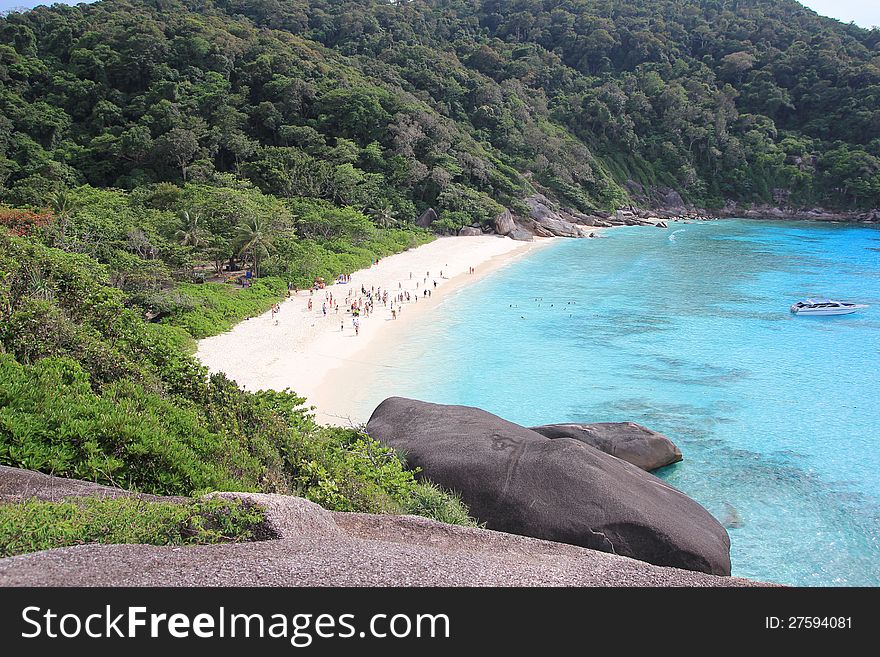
[0,466,766,586]
[494,209,516,235]
[0,465,185,503]
[0,505,763,587]
[208,492,344,541]
[659,188,686,210]
[415,208,438,228]
[529,422,683,471]
[366,398,732,576]
[508,228,534,241]
[458,226,482,236]
[573,214,612,227]
[534,215,590,237]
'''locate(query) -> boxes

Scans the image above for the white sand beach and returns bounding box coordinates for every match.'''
[196,235,557,425]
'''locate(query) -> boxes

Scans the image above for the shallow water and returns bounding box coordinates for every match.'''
[349,219,880,585]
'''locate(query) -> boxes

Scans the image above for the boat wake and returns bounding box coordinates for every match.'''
[668,229,686,242]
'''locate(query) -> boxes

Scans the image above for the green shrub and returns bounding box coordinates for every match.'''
[168,278,288,339]
[406,481,479,527]
[0,497,266,558]
[0,355,269,494]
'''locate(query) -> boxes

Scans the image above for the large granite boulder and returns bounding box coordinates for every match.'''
[458,226,482,236]
[367,398,731,576]
[415,208,438,228]
[529,422,683,471]
[533,215,590,237]
[494,209,516,236]
[524,195,590,237]
[525,194,558,221]
[659,187,687,210]
[508,227,534,241]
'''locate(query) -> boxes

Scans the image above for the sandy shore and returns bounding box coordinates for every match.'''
[196,235,556,424]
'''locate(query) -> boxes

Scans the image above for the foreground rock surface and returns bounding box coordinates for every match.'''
[530,422,683,471]
[0,465,185,503]
[367,398,731,576]
[0,474,761,586]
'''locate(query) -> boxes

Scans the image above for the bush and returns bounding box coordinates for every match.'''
[0,355,269,494]
[167,277,288,338]
[0,497,266,557]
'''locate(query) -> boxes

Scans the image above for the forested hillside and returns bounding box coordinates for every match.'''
[2,0,879,222]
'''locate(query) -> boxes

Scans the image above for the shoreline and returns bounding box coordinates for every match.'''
[196,234,561,425]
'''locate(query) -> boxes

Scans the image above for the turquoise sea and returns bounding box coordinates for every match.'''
[352,219,880,586]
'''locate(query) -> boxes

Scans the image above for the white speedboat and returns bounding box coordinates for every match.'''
[790,298,868,315]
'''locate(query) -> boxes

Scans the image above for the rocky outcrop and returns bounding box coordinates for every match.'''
[494,209,516,236]
[0,466,762,586]
[366,398,732,576]
[529,423,683,471]
[534,215,591,237]
[714,203,879,222]
[458,226,482,236]
[0,465,186,503]
[524,195,593,237]
[415,207,438,228]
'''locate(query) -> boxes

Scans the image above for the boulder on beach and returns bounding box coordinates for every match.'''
[366,398,731,576]
[529,422,683,471]
[458,226,482,236]
[508,227,534,241]
[494,209,516,236]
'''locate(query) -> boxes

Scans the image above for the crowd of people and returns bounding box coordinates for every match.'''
[269,262,469,337]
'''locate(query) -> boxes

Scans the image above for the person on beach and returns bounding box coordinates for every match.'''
[340,320,344,332]
[392,309,397,320]
[308,299,312,311]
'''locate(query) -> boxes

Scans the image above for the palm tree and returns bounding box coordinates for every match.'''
[46,187,76,246]
[175,209,205,248]
[368,202,398,229]
[234,215,275,278]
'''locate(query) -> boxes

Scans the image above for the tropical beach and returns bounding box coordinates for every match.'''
[197,234,558,424]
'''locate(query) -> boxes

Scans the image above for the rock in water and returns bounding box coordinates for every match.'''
[529,422,682,471]
[367,398,731,576]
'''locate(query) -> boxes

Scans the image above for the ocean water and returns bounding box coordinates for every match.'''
[351,219,880,586]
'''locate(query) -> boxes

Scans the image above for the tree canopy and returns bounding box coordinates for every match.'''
[1,0,878,215]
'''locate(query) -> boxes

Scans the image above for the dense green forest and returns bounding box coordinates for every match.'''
[1,0,879,217]
[0,0,878,518]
